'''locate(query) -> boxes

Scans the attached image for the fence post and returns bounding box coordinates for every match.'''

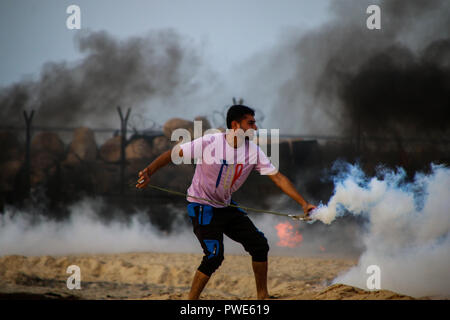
[23,110,35,198]
[117,107,131,195]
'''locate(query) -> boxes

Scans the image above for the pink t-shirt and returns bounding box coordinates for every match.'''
[179,132,277,207]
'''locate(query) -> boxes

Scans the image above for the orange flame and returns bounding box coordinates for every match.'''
[275,222,303,248]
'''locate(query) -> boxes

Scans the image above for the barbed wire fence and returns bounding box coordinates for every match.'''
[1,98,449,205]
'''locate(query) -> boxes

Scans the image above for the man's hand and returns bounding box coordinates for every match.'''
[136,168,150,189]
[135,150,174,189]
[302,203,317,217]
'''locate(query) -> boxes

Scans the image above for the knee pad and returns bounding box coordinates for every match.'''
[198,254,224,277]
[198,239,224,276]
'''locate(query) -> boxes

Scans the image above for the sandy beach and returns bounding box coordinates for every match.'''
[0,252,416,300]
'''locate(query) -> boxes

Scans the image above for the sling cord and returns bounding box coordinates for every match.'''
[131,181,311,221]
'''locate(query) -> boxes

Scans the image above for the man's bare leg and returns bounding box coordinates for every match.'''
[188,270,210,300]
[252,261,269,299]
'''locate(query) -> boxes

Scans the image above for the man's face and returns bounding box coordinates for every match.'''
[232,114,258,132]
[230,114,257,142]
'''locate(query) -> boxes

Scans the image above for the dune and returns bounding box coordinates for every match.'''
[0,252,415,300]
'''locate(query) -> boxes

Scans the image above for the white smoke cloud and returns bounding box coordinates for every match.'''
[0,198,201,256]
[310,162,450,298]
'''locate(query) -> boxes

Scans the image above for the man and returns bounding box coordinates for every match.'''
[136,105,316,299]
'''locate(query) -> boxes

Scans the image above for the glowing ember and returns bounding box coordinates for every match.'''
[275,222,303,248]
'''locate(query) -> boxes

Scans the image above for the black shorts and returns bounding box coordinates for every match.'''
[187,201,269,277]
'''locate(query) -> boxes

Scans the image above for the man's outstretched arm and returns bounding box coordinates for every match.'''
[267,171,316,215]
[136,148,183,189]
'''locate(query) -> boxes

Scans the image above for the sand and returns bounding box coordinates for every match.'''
[0,252,415,300]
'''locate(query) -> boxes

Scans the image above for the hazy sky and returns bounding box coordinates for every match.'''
[0,0,331,87]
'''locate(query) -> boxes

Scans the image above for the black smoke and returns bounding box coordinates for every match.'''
[273,0,450,140]
[338,39,450,139]
[0,29,203,128]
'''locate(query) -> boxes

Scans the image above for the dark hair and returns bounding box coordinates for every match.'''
[226,105,255,129]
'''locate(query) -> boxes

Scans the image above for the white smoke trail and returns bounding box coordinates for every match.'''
[0,198,201,256]
[311,162,450,298]
[0,198,275,257]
